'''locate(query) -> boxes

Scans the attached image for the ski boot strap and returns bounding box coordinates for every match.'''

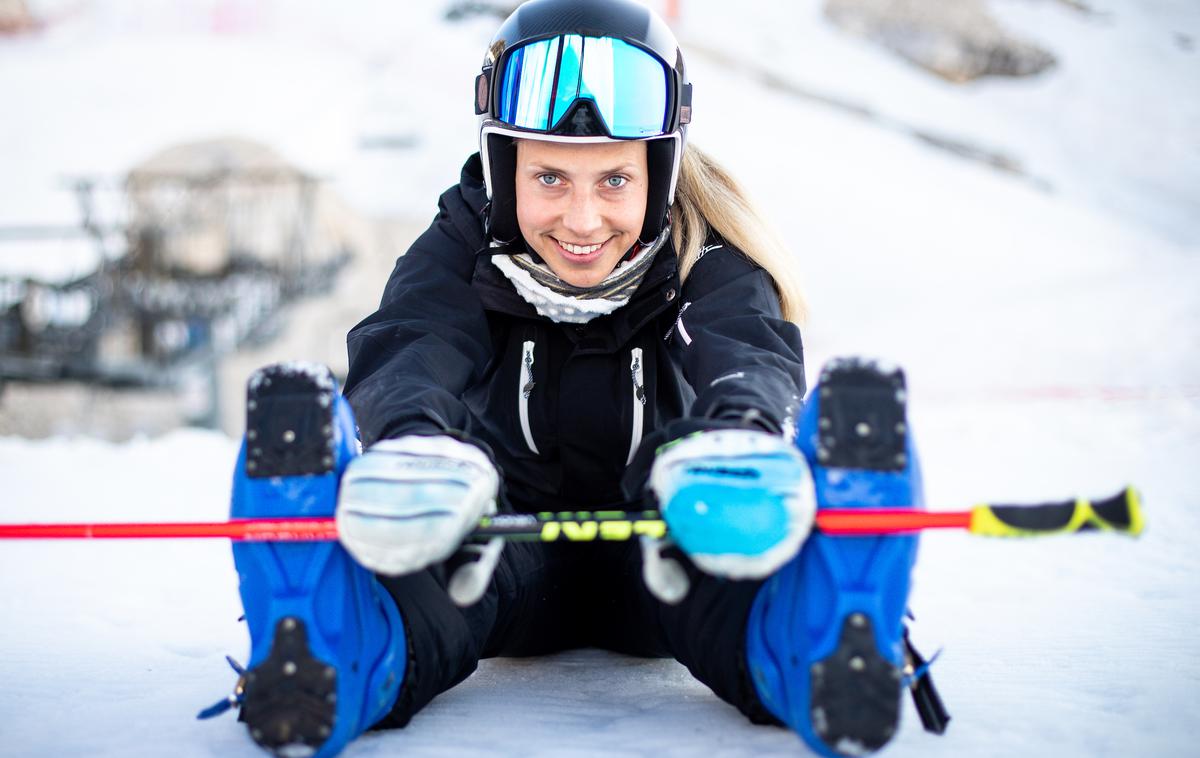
[903,625,951,735]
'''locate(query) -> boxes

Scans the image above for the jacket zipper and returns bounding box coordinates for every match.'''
[519,340,539,454]
[627,347,645,465]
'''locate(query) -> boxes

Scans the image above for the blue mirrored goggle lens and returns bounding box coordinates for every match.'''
[496,35,669,138]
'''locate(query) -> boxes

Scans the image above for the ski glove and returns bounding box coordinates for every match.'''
[649,429,816,579]
[336,435,499,577]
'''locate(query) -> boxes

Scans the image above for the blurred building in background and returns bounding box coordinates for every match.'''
[0,137,366,437]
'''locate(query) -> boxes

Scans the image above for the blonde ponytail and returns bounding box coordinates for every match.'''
[670,144,807,324]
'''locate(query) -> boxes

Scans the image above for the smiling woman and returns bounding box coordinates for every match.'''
[219,3,917,758]
[514,139,649,289]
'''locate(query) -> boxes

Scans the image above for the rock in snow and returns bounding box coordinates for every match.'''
[824,0,1056,82]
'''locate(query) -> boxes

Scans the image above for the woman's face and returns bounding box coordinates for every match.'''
[514,139,649,288]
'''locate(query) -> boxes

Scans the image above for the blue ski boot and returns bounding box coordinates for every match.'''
[746,358,922,757]
[230,362,406,758]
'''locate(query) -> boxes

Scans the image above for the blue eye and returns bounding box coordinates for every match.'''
[606,176,628,188]
[538,174,560,186]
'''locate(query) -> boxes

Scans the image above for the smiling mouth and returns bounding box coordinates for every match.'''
[553,237,607,256]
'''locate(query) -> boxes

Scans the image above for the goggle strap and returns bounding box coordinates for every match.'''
[475,69,491,115]
[679,83,692,125]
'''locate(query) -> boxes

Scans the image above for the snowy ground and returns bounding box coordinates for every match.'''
[2,1,1199,756]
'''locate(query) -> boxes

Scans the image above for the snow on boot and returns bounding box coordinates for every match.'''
[745,358,921,757]
[230,362,406,758]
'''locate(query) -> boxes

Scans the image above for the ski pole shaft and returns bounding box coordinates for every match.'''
[0,518,339,541]
[0,487,1141,541]
[471,486,1143,540]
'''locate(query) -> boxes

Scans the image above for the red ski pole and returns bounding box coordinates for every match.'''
[0,518,339,541]
[0,487,1142,541]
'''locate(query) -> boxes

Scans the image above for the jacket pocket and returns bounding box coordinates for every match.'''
[626,347,645,465]
[519,339,540,454]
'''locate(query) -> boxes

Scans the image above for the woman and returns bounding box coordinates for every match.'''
[224,2,923,757]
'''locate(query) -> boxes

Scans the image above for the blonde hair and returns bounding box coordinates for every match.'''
[670,144,807,324]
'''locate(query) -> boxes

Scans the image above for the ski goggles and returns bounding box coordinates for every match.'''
[476,34,691,139]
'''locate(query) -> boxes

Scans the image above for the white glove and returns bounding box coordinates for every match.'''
[649,429,815,579]
[336,435,499,577]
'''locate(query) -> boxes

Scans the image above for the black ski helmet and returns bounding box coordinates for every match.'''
[474,0,692,244]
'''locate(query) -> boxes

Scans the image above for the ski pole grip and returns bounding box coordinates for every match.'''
[968,487,1144,538]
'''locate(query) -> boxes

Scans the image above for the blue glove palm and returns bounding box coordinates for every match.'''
[649,429,816,578]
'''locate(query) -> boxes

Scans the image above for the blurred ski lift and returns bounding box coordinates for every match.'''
[0,137,354,427]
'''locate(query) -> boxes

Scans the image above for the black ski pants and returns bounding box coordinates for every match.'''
[372,537,779,729]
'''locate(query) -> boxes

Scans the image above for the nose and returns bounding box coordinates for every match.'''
[562,187,603,240]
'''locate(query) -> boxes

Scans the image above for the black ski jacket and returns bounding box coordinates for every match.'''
[343,155,806,511]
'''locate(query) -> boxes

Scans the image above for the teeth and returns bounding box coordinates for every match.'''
[559,240,602,255]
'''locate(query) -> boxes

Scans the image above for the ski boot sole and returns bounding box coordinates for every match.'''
[748,358,920,758]
[808,614,903,753]
[244,365,338,479]
[810,360,912,755]
[241,617,337,756]
[231,363,404,758]
[813,360,907,472]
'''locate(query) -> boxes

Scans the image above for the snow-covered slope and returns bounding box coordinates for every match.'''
[1,1,1198,756]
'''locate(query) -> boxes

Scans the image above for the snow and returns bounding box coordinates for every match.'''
[679,0,1200,245]
[247,361,336,394]
[2,1,1198,756]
